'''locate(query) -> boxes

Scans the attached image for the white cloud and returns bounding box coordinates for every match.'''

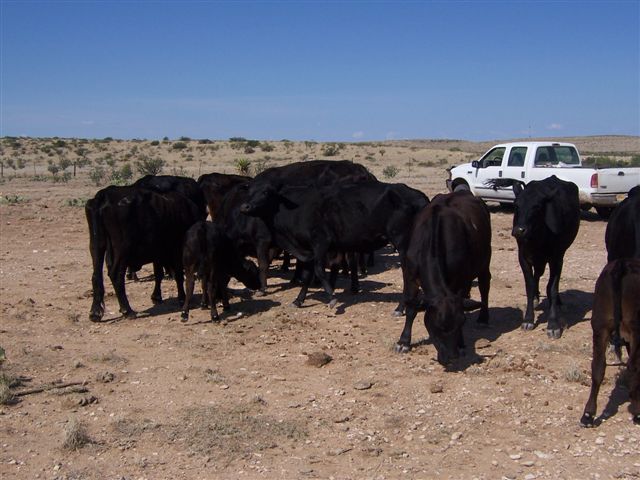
[352,131,364,139]
[547,123,563,130]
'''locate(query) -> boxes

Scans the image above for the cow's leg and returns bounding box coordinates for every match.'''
[518,252,536,330]
[200,275,209,309]
[174,263,186,306]
[151,262,164,304]
[281,251,291,272]
[629,340,640,424]
[181,264,196,322]
[546,256,564,339]
[89,248,106,322]
[329,263,340,290]
[532,262,545,309]
[476,266,491,324]
[348,252,360,294]
[292,262,313,307]
[393,254,409,316]
[581,328,609,427]
[395,277,420,353]
[109,262,136,319]
[312,248,337,307]
[254,242,271,296]
[207,272,220,321]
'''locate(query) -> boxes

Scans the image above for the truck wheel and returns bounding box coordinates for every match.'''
[594,206,614,219]
[453,183,470,192]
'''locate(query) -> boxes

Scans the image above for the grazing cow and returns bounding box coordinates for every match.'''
[580,258,640,426]
[197,173,251,219]
[240,180,428,310]
[181,221,261,321]
[490,176,580,338]
[395,191,491,365]
[606,185,640,262]
[214,184,281,295]
[86,185,202,321]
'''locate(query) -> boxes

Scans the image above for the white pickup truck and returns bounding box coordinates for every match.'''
[446,141,639,218]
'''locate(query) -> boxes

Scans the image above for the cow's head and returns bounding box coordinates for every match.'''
[424,294,467,365]
[239,183,279,217]
[234,258,261,291]
[511,182,561,240]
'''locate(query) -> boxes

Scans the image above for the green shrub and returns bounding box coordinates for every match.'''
[65,198,87,207]
[172,142,188,150]
[234,158,251,175]
[150,140,160,146]
[322,143,342,157]
[135,156,165,176]
[261,143,275,152]
[89,166,106,186]
[0,194,28,205]
[382,165,399,179]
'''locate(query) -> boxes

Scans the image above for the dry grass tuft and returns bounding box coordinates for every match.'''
[62,418,92,450]
[564,363,588,384]
[167,402,306,461]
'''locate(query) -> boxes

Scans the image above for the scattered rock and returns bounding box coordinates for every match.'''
[430,383,444,394]
[509,453,522,460]
[353,380,373,390]
[96,372,114,383]
[306,352,332,368]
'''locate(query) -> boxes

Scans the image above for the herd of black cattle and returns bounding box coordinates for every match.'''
[84,159,639,427]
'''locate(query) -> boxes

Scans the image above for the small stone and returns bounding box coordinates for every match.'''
[524,474,536,480]
[354,381,373,390]
[451,432,463,441]
[306,352,332,368]
[220,384,229,390]
[430,383,443,394]
[334,415,350,423]
[595,437,604,445]
[521,460,534,467]
[509,453,522,460]
[272,376,286,381]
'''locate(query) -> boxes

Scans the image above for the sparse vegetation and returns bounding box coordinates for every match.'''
[382,165,399,179]
[135,156,165,176]
[234,158,251,175]
[62,418,92,450]
[0,194,27,205]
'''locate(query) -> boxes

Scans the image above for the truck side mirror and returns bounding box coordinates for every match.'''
[471,160,480,168]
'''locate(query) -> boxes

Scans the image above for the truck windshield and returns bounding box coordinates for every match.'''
[534,146,580,167]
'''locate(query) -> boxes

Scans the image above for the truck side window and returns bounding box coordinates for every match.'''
[507,147,527,167]
[481,147,505,167]
[534,147,555,167]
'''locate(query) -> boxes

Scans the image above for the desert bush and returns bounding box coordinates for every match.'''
[382,165,399,179]
[253,159,271,175]
[261,142,275,152]
[62,418,92,450]
[172,142,188,150]
[234,158,251,175]
[198,139,212,144]
[135,156,165,176]
[109,163,133,185]
[631,155,640,166]
[0,194,27,205]
[322,143,342,157]
[244,146,255,154]
[89,166,106,186]
[150,140,160,146]
[65,198,87,207]
[52,171,72,183]
[179,136,191,142]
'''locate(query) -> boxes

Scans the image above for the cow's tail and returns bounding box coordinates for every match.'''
[86,197,106,320]
[196,221,208,279]
[610,259,626,362]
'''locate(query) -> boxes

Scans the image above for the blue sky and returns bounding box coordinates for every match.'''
[1,1,639,141]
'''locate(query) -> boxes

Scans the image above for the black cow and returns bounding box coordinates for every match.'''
[253,159,376,188]
[606,185,640,262]
[86,185,202,321]
[395,191,491,364]
[197,173,251,219]
[490,176,580,338]
[181,221,261,322]
[240,180,428,310]
[133,174,207,218]
[581,258,640,426]
[214,184,281,295]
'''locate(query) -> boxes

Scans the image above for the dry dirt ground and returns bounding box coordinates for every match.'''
[1,137,639,480]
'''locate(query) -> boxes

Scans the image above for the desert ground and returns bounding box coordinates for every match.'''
[1,135,639,480]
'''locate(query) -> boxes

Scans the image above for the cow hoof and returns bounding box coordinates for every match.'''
[521,322,535,331]
[392,309,404,318]
[291,300,303,308]
[254,290,266,297]
[180,312,189,323]
[580,413,595,427]
[328,298,338,309]
[547,328,562,339]
[633,414,640,425]
[89,312,103,322]
[210,315,220,322]
[394,343,411,354]
[151,296,163,305]
[123,310,137,319]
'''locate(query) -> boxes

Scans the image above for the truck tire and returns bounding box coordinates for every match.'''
[453,183,470,192]
[595,206,614,220]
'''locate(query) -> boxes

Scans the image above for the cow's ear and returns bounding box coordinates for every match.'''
[512,181,524,198]
[544,200,561,234]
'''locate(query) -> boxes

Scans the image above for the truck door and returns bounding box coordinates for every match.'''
[474,147,509,201]
[500,146,528,201]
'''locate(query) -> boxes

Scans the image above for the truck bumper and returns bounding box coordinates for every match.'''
[589,193,627,207]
